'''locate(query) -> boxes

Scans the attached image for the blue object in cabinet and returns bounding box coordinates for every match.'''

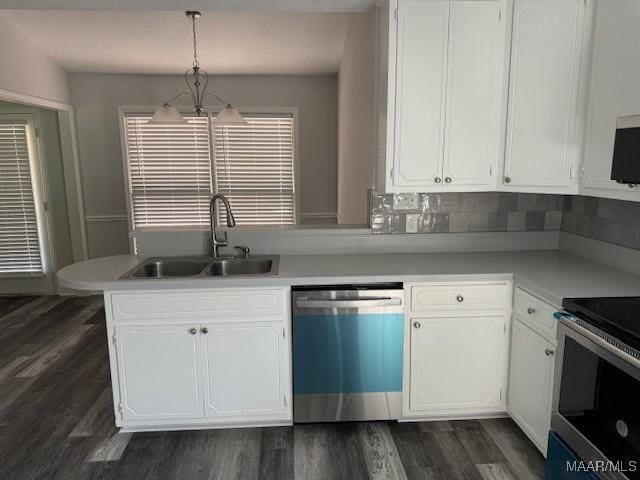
[545,431,599,480]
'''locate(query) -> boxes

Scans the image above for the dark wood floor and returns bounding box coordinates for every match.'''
[0,295,545,480]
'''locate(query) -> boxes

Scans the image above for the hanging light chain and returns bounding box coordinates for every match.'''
[191,12,199,68]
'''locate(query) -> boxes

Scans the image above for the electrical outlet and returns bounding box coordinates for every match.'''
[393,193,418,211]
[406,214,419,233]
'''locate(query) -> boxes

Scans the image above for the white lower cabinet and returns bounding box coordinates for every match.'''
[202,322,288,419]
[507,316,555,456]
[115,324,204,421]
[409,314,508,414]
[404,281,511,419]
[107,288,292,431]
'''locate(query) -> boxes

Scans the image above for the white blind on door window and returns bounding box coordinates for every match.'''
[0,122,43,274]
[123,114,212,228]
[213,114,295,226]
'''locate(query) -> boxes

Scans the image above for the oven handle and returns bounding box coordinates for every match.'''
[555,311,640,370]
[295,297,403,309]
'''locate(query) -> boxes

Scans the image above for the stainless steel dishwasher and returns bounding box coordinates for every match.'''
[292,284,404,423]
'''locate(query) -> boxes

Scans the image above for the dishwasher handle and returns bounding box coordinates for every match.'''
[295,297,403,309]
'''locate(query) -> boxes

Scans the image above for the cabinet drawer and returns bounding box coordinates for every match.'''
[110,289,287,322]
[410,283,509,312]
[513,288,558,339]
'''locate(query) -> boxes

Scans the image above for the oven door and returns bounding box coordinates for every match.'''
[552,319,640,479]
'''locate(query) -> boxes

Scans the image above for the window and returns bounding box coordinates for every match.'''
[122,110,296,229]
[214,114,295,225]
[0,118,44,274]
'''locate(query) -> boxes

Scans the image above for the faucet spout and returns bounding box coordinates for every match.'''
[209,194,236,257]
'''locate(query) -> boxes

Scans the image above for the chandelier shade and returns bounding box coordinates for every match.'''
[213,106,249,126]
[148,104,188,124]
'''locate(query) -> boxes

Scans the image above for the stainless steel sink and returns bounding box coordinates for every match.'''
[208,257,274,277]
[125,258,210,278]
[120,255,279,279]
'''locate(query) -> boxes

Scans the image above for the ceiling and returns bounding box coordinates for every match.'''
[2,10,362,74]
[0,0,377,12]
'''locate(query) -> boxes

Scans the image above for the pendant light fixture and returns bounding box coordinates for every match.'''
[148,11,248,125]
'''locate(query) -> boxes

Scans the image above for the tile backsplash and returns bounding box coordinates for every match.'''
[562,195,640,250]
[370,192,564,234]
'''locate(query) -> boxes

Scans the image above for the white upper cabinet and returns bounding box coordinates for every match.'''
[388,0,507,192]
[392,0,449,189]
[443,1,505,188]
[502,0,588,192]
[581,1,640,201]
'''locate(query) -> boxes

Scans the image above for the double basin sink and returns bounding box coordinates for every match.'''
[120,255,279,279]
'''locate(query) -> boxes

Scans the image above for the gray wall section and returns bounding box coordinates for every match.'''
[0,15,70,105]
[562,195,640,251]
[370,192,564,234]
[370,191,640,253]
[337,12,375,225]
[70,73,339,257]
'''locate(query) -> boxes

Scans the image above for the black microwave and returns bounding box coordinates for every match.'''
[611,115,640,185]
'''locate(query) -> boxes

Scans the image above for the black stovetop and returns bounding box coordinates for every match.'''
[562,297,640,352]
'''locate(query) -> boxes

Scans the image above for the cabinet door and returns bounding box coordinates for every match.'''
[392,0,449,189]
[508,317,554,455]
[504,0,586,188]
[443,0,504,187]
[202,322,288,418]
[115,325,204,421]
[582,1,640,199]
[409,314,507,414]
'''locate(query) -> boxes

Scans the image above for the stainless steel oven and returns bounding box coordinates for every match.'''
[552,313,640,479]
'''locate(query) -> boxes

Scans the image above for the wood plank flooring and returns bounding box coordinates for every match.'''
[0,295,545,480]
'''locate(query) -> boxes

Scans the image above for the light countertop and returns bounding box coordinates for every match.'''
[57,250,640,307]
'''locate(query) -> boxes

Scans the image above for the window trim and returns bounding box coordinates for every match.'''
[118,106,300,251]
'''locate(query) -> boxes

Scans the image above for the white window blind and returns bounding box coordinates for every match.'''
[213,114,296,226]
[123,114,212,228]
[0,121,44,274]
[122,111,296,229]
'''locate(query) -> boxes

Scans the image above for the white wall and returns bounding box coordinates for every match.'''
[337,12,375,225]
[69,73,338,257]
[0,15,70,105]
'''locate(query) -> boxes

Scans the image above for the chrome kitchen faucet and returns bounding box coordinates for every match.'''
[209,194,236,258]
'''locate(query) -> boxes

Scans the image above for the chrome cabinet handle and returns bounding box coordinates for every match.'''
[445,177,452,184]
[504,176,512,184]
[201,327,208,334]
[295,297,402,309]
[456,295,464,303]
[434,177,442,184]
[189,328,197,335]
[545,349,554,356]
[527,307,536,315]
[413,321,421,329]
